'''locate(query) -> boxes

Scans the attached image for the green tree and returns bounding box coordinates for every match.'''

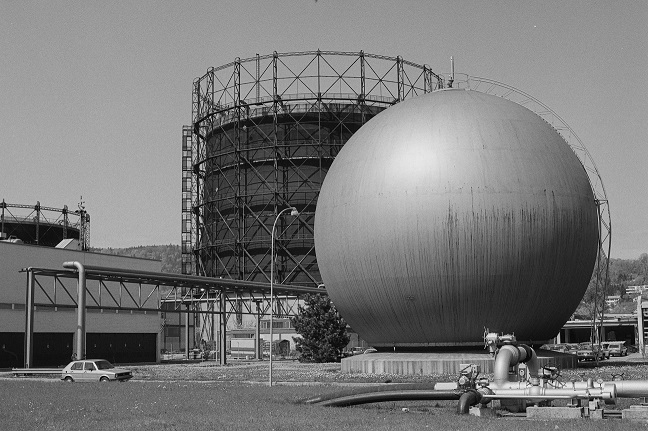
[291,294,350,363]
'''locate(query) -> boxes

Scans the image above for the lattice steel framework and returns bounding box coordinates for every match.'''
[1,199,89,249]
[182,51,444,285]
[21,265,322,366]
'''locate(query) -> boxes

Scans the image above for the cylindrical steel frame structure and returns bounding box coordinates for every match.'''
[183,51,444,285]
[1,199,89,248]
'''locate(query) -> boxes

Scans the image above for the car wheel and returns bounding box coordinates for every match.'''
[100,377,109,382]
[64,376,74,383]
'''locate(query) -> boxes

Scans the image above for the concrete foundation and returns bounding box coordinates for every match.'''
[622,405,648,421]
[526,406,584,419]
[341,350,575,375]
[469,406,496,417]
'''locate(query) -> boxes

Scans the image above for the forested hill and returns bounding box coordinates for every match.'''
[90,244,181,274]
[88,246,647,308]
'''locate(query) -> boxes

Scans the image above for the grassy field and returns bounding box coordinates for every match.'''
[1,360,648,430]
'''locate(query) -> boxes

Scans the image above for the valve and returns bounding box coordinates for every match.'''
[457,363,481,390]
[483,328,516,357]
[541,365,561,382]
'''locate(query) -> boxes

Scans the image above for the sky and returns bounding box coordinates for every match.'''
[1,0,646,259]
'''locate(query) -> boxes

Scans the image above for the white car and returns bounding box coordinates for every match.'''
[61,359,132,382]
[602,341,628,357]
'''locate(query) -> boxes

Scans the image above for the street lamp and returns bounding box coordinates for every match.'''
[269,206,299,386]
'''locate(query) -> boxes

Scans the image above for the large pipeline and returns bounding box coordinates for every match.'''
[309,389,463,407]
[304,383,461,407]
[306,341,648,413]
[63,261,86,360]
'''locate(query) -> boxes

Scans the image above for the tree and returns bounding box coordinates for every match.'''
[291,294,350,363]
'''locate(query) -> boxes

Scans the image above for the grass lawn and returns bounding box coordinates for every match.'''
[1,360,647,430]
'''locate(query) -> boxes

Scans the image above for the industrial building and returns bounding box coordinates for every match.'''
[0,201,161,368]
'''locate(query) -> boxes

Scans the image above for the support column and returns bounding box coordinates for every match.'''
[255,300,261,360]
[156,313,162,364]
[24,269,35,368]
[219,292,227,365]
[638,296,645,355]
[185,303,190,359]
[211,299,216,351]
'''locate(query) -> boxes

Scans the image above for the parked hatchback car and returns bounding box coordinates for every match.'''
[61,359,132,382]
[602,341,628,357]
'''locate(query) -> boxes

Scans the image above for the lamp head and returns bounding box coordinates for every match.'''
[290,207,299,216]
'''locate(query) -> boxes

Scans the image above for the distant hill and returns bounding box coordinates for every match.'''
[90,244,181,274]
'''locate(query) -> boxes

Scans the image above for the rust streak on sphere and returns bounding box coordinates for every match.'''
[314,89,599,348]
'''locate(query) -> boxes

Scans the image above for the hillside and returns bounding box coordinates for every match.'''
[91,244,181,274]
[575,253,648,318]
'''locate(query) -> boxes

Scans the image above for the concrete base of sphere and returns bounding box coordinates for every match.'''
[341,350,576,375]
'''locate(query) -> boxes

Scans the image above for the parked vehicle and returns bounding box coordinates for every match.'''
[562,343,581,355]
[349,347,366,355]
[540,344,572,353]
[602,341,628,357]
[597,343,611,360]
[61,359,132,382]
[576,343,607,361]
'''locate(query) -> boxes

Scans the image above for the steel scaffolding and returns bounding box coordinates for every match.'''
[182,50,443,285]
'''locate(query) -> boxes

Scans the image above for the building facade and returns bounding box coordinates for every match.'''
[0,241,161,367]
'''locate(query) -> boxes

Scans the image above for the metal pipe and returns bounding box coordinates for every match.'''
[63,261,86,359]
[571,380,648,399]
[493,344,539,387]
[457,390,482,414]
[489,387,615,400]
[311,390,463,407]
[492,345,519,386]
[24,268,35,368]
[524,347,540,380]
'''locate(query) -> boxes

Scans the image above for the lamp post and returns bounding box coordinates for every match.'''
[269,206,299,386]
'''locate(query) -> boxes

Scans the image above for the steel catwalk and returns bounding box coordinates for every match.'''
[314,89,599,347]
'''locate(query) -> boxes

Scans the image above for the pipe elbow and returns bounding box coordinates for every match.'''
[493,345,519,386]
[457,390,482,415]
[63,261,85,273]
[519,344,540,380]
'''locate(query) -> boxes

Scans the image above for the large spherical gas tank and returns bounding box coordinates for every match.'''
[314,89,598,348]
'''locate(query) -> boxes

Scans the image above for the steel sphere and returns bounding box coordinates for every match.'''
[314,89,599,348]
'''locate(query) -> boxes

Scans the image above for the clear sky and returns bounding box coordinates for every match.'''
[1,1,646,259]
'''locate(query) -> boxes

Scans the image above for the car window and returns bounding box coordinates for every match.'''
[71,362,83,371]
[95,360,114,370]
[84,362,96,371]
